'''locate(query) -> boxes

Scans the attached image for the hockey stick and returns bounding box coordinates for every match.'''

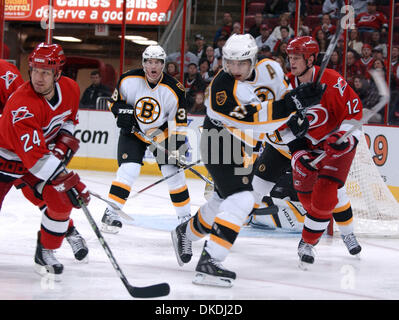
[70,187,170,298]
[310,69,390,167]
[131,126,214,185]
[88,190,134,221]
[128,159,201,199]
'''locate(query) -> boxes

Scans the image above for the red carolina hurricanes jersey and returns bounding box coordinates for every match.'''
[287,65,363,144]
[0,76,80,180]
[0,59,24,113]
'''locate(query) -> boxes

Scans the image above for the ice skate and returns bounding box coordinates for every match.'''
[66,226,89,262]
[34,232,63,282]
[341,232,362,257]
[171,219,192,266]
[192,242,236,288]
[298,238,315,270]
[101,208,122,234]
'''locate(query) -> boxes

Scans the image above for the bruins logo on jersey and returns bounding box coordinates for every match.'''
[135,96,161,124]
[216,90,227,106]
[254,86,275,102]
[176,82,185,92]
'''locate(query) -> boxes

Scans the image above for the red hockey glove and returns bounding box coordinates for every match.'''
[291,150,318,193]
[52,132,80,165]
[42,171,90,213]
[324,131,358,159]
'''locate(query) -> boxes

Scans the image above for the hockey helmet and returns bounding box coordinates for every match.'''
[28,42,66,72]
[142,45,166,65]
[286,36,319,61]
[222,33,258,75]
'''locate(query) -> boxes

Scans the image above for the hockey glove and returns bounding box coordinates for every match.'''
[116,102,139,133]
[291,150,318,193]
[324,131,358,159]
[42,171,90,212]
[52,132,80,165]
[284,82,326,114]
[286,112,310,138]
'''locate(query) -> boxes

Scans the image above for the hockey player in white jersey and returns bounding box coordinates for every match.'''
[102,45,192,234]
[171,34,325,287]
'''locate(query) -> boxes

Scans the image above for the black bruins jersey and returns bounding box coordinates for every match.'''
[110,69,188,142]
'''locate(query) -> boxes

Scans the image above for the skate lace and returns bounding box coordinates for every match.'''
[106,208,121,222]
[209,258,225,270]
[178,214,191,224]
[298,242,314,257]
[181,231,192,254]
[342,233,358,249]
[42,249,60,265]
[67,230,85,254]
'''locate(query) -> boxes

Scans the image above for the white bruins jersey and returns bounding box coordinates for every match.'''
[110,69,188,141]
[205,58,292,147]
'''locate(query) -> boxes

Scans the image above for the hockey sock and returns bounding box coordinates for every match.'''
[302,210,331,245]
[40,209,70,249]
[169,185,190,218]
[186,209,212,241]
[333,204,354,236]
[108,181,131,208]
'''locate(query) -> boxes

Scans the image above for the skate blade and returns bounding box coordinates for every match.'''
[34,264,62,282]
[298,260,313,271]
[101,223,121,234]
[170,230,184,267]
[192,272,234,288]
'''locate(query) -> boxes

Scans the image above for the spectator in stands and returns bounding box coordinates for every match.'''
[288,0,307,17]
[370,30,387,58]
[314,29,329,65]
[191,34,206,60]
[391,46,399,68]
[273,41,289,68]
[352,0,368,15]
[166,42,199,73]
[184,62,207,108]
[348,28,363,55]
[274,55,289,74]
[198,58,213,84]
[271,26,291,53]
[355,0,388,33]
[263,0,289,18]
[371,47,384,62]
[255,24,271,49]
[257,45,273,60]
[312,14,336,41]
[214,35,227,60]
[204,45,216,70]
[231,22,241,35]
[269,13,295,40]
[213,12,233,46]
[297,16,310,36]
[358,43,375,79]
[327,49,342,72]
[346,50,362,87]
[165,61,180,79]
[249,13,264,39]
[79,70,111,109]
[322,0,339,19]
[189,92,206,115]
[352,75,383,123]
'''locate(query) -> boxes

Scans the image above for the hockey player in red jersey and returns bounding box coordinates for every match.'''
[0,42,90,280]
[0,59,24,113]
[285,36,363,266]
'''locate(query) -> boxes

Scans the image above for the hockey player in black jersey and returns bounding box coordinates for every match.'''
[171,34,325,287]
[102,45,192,235]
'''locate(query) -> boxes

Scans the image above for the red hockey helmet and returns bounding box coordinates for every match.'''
[28,42,66,72]
[286,36,319,60]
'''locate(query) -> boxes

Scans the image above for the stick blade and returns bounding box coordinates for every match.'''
[127,282,170,298]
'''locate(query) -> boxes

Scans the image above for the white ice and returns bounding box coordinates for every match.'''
[1,169,399,300]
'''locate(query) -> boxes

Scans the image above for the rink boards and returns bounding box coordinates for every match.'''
[69,110,399,200]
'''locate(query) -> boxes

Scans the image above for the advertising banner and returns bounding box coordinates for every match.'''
[5,0,178,25]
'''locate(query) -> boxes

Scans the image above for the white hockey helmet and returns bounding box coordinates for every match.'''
[142,45,166,65]
[222,33,258,75]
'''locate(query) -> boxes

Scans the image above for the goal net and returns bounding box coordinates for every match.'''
[342,132,399,237]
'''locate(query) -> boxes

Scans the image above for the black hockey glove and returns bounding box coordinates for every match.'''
[283,82,326,114]
[116,103,139,134]
[286,112,310,138]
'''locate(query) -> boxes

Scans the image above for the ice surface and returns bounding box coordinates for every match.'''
[1,169,399,301]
